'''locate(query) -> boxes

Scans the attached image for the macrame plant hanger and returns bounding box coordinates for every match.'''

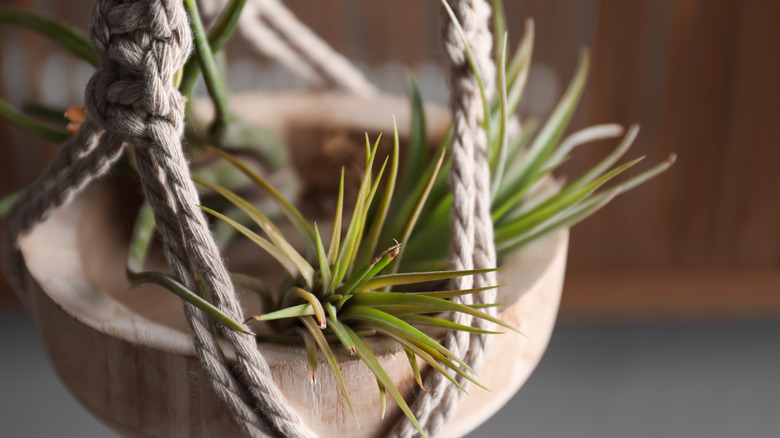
[1,0,498,437]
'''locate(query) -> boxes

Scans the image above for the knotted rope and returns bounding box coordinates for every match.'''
[391,1,497,436]
[2,123,124,307]
[2,1,497,437]
[2,1,313,436]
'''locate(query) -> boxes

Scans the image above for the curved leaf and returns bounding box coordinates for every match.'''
[299,316,359,427]
[127,270,251,335]
[0,98,69,142]
[342,325,424,437]
[0,8,98,66]
[208,145,317,255]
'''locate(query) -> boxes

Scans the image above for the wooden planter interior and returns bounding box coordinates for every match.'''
[17,92,569,437]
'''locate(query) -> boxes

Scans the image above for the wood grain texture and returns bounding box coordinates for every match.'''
[1,0,778,317]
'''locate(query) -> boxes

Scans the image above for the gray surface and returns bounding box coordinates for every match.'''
[1,312,778,437]
[0,312,119,438]
[469,322,780,438]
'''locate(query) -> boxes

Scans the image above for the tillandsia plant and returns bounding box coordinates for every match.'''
[0,0,675,435]
[196,136,516,434]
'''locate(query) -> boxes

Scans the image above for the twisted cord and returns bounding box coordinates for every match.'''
[391,1,496,437]
[87,1,315,436]
[238,0,328,88]
[135,123,314,438]
[1,124,124,306]
[132,148,268,438]
[254,0,376,96]
[0,0,312,436]
[133,147,312,437]
[459,0,498,382]
[199,0,326,88]
[199,0,376,96]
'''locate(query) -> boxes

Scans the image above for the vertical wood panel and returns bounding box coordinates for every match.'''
[714,0,780,269]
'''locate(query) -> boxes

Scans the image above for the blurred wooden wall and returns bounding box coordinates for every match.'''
[1,0,779,318]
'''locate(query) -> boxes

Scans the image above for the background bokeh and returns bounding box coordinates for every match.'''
[1,0,778,437]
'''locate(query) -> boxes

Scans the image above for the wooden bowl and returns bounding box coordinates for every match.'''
[16,92,568,437]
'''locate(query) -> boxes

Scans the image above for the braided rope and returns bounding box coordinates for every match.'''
[2,125,124,305]
[88,2,315,436]
[133,148,272,438]
[391,1,496,437]
[458,0,499,380]
[4,1,315,436]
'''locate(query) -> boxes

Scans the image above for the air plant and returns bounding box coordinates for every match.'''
[197,136,516,435]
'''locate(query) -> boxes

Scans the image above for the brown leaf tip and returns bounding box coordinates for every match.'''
[371,240,402,265]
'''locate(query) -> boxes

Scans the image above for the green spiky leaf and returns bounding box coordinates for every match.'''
[126,270,251,335]
[299,316,359,426]
[327,169,346,270]
[358,267,499,292]
[404,347,429,393]
[358,120,400,267]
[294,288,327,328]
[199,205,304,281]
[248,303,315,322]
[342,325,424,437]
[401,314,501,335]
[387,148,447,275]
[208,145,317,255]
[496,156,645,241]
[296,327,318,383]
[313,224,332,294]
[347,292,518,335]
[495,49,590,207]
